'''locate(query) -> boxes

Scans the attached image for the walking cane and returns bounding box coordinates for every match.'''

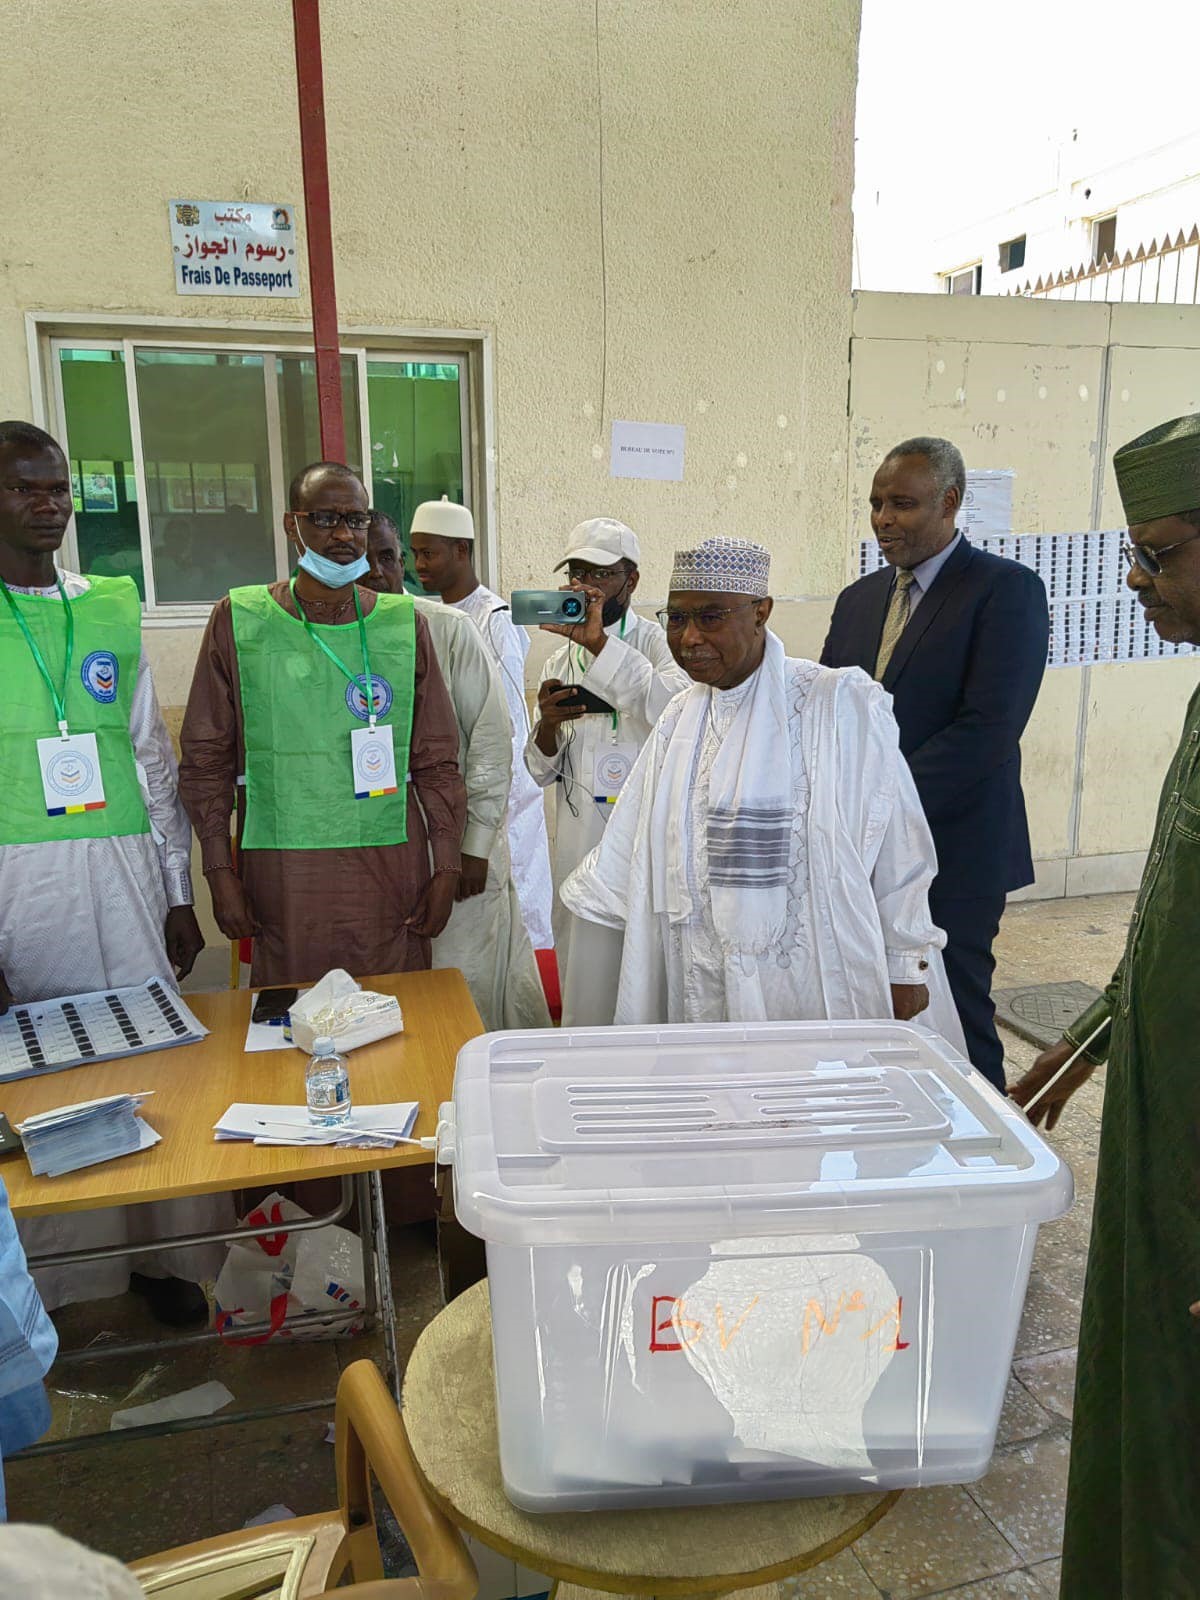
[1022,1016,1111,1116]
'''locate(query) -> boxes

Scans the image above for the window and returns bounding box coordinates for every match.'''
[998,235,1026,273]
[57,349,145,598]
[944,263,982,295]
[52,339,471,611]
[366,360,466,590]
[1091,213,1117,264]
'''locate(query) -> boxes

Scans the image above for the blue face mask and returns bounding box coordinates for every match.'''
[295,534,371,590]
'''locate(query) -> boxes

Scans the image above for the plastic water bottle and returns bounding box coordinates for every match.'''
[306,1036,351,1126]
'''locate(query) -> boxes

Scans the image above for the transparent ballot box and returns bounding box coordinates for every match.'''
[443,1021,1072,1511]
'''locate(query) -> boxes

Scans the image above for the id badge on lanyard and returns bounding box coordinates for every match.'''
[291,578,395,800]
[1,578,109,817]
[593,741,638,807]
[350,723,398,798]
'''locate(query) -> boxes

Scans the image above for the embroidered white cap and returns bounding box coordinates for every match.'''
[554,517,641,570]
[670,536,771,596]
[410,495,475,542]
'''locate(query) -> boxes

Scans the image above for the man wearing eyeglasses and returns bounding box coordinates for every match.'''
[1011,414,1200,1600]
[524,518,689,1025]
[821,437,1050,1090]
[561,536,965,1044]
[179,461,466,986]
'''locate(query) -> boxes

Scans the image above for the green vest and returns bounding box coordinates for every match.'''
[231,585,418,852]
[0,575,150,846]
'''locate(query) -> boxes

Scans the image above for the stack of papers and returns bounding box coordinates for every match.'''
[213,1102,420,1149]
[17,1093,159,1177]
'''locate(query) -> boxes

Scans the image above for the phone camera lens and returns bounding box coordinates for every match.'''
[565,596,583,617]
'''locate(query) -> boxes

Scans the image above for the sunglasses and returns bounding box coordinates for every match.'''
[1121,534,1200,578]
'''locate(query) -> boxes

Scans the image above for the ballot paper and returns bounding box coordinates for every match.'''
[0,978,206,1084]
[17,1093,159,1178]
[213,1102,420,1148]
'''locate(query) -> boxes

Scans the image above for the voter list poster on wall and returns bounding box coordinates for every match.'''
[169,199,300,297]
[858,528,1195,669]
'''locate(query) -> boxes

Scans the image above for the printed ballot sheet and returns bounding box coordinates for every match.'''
[0,978,207,1084]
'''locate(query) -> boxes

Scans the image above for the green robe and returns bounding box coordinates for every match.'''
[1060,683,1200,1598]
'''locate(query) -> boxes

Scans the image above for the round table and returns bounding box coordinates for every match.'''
[402,1280,898,1599]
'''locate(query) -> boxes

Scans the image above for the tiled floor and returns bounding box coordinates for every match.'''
[6,892,1134,1599]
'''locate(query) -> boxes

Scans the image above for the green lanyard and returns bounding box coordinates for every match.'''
[1,577,75,737]
[289,578,379,729]
[576,609,628,733]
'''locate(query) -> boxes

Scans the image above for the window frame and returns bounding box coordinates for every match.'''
[942,262,983,295]
[31,314,491,623]
[998,235,1026,274]
[1091,212,1118,265]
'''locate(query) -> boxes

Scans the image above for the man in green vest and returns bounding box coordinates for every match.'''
[0,420,222,1326]
[179,461,466,985]
[1012,413,1200,1597]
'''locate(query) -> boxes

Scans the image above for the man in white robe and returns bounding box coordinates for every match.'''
[524,518,691,1025]
[562,537,966,1045]
[0,422,230,1322]
[366,515,548,1030]
[407,499,555,957]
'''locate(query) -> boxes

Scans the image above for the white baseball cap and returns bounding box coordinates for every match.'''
[410,495,475,541]
[555,517,641,570]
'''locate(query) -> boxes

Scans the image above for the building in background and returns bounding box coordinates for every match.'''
[3,0,858,657]
[3,0,1196,916]
[933,129,1200,307]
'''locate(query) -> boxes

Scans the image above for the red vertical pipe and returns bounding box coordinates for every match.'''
[292,0,346,463]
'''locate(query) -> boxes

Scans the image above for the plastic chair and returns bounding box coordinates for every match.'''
[129,1359,477,1600]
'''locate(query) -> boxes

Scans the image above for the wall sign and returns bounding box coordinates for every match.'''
[961,469,1014,537]
[169,199,300,297]
[610,420,686,482]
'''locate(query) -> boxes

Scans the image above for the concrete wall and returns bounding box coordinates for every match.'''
[848,293,1200,897]
[3,0,860,617]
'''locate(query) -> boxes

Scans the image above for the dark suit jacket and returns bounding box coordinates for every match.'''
[820,537,1050,898]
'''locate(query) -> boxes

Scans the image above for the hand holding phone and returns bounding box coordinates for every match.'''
[536,679,589,736]
[557,684,615,716]
[511,590,588,627]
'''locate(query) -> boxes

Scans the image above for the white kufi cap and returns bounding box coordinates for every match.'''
[670,536,771,597]
[410,495,475,541]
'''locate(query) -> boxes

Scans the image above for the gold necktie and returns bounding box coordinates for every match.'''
[874,568,916,681]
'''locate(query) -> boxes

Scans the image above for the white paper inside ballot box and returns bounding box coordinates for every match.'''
[672,1252,907,1469]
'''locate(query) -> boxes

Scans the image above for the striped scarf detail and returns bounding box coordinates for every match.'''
[707,801,792,888]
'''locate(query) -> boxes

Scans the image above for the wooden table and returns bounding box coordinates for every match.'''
[3,969,480,1216]
[4,969,483,1452]
[404,1281,899,1600]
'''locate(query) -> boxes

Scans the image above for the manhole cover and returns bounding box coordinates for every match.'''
[993,980,1102,1048]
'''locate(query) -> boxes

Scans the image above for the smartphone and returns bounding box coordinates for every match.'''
[558,684,616,716]
[511,589,588,627]
[0,1113,21,1157]
[252,987,299,1026]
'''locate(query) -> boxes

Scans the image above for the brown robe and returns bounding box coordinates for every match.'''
[179,582,466,986]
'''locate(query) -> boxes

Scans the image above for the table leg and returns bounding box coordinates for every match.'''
[357,1168,400,1399]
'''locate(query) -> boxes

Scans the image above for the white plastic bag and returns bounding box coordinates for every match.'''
[214,1191,366,1343]
[289,968,403,1055]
